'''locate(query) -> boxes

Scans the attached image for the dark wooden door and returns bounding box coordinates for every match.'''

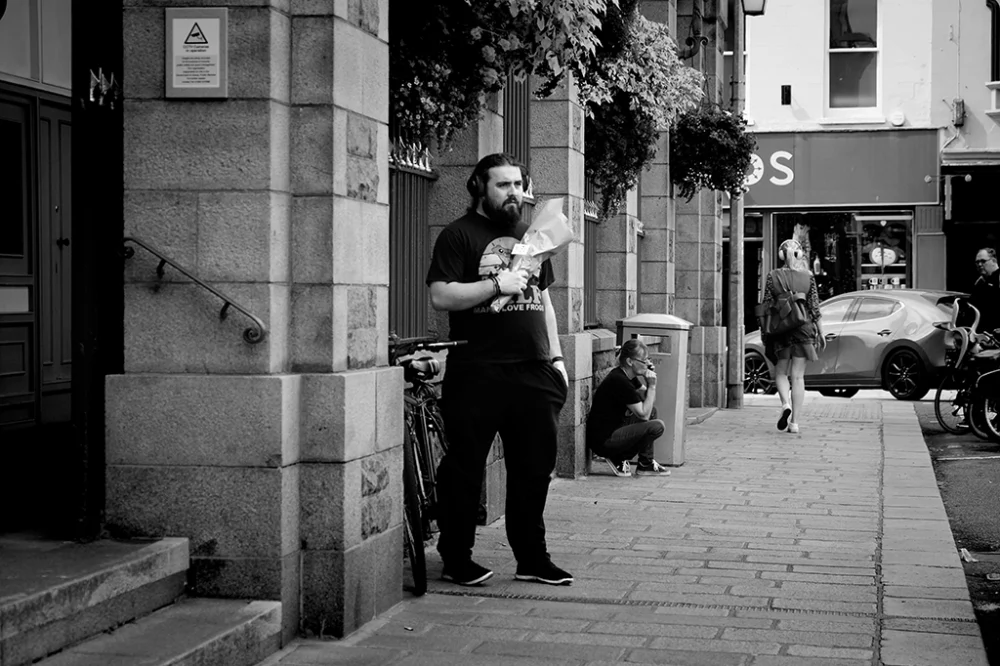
[0,94,36,427]
[39,103,72,422]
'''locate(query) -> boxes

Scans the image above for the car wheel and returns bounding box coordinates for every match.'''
[818,388,860,398]
[883,348,929,401]
[744,352,776,394]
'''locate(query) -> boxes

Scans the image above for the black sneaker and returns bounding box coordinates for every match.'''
[604,458,631,477]
[636,460,671,476]
[515,558,573,585]
[441,560,493,586]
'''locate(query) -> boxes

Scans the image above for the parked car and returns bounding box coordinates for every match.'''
[744,289,967,401]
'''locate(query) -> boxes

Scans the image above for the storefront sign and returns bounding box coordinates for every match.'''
[744,130,939,208]
[165,8,228,98]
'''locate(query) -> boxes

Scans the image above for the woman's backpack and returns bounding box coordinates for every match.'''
[756,269,810,336]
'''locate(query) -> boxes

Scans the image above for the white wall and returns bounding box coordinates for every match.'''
[745,0,936,132]
[931,0,1000,154]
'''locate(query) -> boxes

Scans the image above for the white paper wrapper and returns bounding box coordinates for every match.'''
[488,197,575,314]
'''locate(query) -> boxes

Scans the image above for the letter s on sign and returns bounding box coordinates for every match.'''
[770,151,794,186]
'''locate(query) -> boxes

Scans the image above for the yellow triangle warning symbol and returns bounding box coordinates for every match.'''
[184,22,208,45]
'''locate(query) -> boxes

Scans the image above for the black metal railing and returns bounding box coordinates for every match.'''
[122,236,268,344]
[389,163,437,339]
[584,176,600,220]
[584,217,599,329]
[503,73,531,171]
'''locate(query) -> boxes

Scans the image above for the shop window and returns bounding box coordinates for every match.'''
[828,0,879,110]
[853,297,900,321]
[775,211,912,300]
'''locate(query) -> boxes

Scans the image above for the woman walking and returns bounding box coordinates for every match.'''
[762,239,825,434]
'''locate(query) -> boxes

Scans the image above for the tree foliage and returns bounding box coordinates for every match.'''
[580,7,704,218]
[389,0,614,148]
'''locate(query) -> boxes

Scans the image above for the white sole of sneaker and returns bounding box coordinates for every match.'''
[442,571,494,586]
[514,574,573,585]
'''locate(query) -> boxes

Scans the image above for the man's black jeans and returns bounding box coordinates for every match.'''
[590,407,665,465]
[436,360,567,568]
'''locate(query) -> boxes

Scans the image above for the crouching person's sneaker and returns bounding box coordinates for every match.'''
[515,558,574,585]
[636,460,671,476]
[441,560,493,586]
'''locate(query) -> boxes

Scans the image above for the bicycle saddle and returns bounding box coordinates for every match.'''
[403,357,441,382]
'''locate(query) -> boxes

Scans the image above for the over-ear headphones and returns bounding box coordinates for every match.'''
[778,239,802,263]
[466,172,486,198]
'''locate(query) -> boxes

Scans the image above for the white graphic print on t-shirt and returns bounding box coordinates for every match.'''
[473,236,543,313]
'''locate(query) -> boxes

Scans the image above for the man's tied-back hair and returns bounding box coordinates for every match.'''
[466,152,531,211]
[618,339,647,364]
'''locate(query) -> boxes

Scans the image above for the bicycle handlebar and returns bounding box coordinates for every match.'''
[388,335,467,362]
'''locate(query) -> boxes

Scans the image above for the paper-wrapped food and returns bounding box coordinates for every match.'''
[489,197,575,314]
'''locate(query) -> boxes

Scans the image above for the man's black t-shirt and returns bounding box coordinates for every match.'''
[970,270,1000,334]
[426,211,554,364]
[586,367,642,448]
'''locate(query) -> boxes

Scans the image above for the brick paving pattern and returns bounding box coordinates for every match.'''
[260,398,989,666]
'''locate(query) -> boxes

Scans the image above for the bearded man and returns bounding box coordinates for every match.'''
[425,153,572,587]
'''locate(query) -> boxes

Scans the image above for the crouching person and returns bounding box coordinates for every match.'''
[586,339,671,477]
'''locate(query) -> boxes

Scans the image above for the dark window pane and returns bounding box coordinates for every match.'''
[830,52,877,108]
[830,0,877,48]
[854,298,899,321]
[0,118,26,257]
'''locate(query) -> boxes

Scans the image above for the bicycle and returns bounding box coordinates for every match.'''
[933,300,1000,438]
[389,334,466,595]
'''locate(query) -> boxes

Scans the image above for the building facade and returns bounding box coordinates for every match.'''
[0,0,731,649]
[729,0,960,320]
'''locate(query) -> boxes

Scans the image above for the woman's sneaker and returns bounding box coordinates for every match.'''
[636,460,671,476]
[777,404,792,431]
[605,458,631,477]
[787,422,800,434]
[515,558,574,585]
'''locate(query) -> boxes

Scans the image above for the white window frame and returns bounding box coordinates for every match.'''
[823,0,883,121]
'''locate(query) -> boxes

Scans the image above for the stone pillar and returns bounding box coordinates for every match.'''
[428,102,508,524]
[114,2,298,643]
[110,0,401,643]
[290,3,402,639]
[530,76,591,478]
[673,0,727,407]
[596,189,640,327]
[675,190,726,407]
[639,132,675,316]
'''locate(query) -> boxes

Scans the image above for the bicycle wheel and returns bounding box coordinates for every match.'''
[934,373,969,435]
[983,396,1000,443]
[968,396,992,442]
[402,425,427,596]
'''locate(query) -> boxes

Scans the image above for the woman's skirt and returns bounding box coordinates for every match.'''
[767,322,819,362]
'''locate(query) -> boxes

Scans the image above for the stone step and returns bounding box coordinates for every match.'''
[34,598,282,666]
[0,536,189,665]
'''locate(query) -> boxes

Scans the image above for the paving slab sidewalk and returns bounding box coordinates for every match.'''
[261,397,989,666]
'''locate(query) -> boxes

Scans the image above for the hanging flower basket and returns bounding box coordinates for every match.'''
[669,105,757,201]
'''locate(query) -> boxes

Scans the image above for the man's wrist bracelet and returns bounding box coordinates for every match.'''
[551,355,564,363]
[490,275,501,297]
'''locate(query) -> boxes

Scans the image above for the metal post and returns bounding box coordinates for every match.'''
[726,1,746,408]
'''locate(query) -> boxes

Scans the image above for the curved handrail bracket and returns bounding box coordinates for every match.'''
[123,235,268,345]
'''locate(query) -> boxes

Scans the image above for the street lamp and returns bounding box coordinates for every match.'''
[726,0,767,408]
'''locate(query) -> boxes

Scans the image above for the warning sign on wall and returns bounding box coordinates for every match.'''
[165,8,228,98]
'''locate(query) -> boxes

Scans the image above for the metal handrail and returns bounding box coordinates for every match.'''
[122,235,268,345]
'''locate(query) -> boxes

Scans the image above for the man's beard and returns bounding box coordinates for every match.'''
[483,195,522,226]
